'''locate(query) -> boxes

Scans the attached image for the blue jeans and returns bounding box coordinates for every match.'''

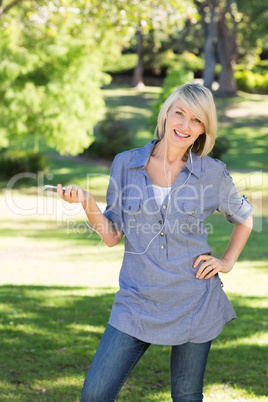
[81,324,212,402]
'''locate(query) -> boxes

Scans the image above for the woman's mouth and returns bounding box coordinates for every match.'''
[174,130,190,139]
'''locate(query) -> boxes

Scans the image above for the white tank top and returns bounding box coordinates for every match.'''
[152,185,171,208]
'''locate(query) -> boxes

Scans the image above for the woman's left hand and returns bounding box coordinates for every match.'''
[193,255,233,280]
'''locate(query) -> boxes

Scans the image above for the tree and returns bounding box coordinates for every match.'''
[0,2,126,155]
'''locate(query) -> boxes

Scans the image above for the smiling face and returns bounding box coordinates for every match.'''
[164,98,205,152]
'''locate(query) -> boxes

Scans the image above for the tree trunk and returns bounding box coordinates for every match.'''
[203,0,218,90]
[132,26,144,90]
[216,0,238,97]
[195,0,218,91]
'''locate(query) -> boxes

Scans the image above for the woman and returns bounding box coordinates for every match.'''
[57,83,253,401]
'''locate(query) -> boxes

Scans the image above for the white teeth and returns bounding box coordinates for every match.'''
[174,130,190,138]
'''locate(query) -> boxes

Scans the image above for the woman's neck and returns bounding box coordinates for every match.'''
[154,139,188,165]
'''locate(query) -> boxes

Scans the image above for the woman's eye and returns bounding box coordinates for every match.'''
[193,118,201,123]
[176,112,183,116]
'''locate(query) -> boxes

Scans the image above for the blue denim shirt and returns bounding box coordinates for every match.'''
[103,140,253,345]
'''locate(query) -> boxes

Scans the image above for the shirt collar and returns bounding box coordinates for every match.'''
[127,139,202,178]
[128,140,158,169]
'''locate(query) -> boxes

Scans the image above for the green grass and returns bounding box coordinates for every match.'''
[214,92,268,171]
[1,192,268,401]
[102,85,161,149]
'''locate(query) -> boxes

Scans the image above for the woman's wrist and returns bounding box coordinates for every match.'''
[81,191,92,210]
[220,257,235,273]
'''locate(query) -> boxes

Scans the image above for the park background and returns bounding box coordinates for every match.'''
[0,1,267,401]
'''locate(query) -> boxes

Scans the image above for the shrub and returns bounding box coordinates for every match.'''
[252,60,268,75]
[103,53,138,74]
[235,70,268,94]
[88,109,132,158]
[173,52,204,75]
[0,149,47,179]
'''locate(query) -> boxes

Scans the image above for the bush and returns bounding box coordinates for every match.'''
[143,49,176,75]
[252,60,268,75]
[173,52,204,75]
[210,137,231,160]
[103,53,138,74]
[88,109,132,158]
[0,149,47,179]
[235,70,268,94]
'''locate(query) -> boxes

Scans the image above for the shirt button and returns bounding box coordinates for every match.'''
[159,220,162,225]
[160,232,164,237]
[128,206,131,210]
[161,244,166,249]
[192,210,195,214]
[163,204,167,209]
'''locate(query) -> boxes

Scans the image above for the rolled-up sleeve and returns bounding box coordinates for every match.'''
[217,168,253,224]
[103,155,124,234]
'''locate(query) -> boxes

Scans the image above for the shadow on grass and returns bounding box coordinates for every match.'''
[0,285,267,401]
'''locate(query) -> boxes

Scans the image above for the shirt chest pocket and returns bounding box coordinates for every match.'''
[173,201,202,234]
[123,199,143,229]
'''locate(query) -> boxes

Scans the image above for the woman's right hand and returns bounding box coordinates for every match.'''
[57,184,90,206]
[57,184,122,247]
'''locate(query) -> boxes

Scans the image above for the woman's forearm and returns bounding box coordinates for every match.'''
[81,193,123,247]
[221,215,253,269]
[194,214,253,279]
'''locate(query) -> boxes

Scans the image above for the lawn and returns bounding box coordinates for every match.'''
[0,195,267,401]
[1,85,268,401]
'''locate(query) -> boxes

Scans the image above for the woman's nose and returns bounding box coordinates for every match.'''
[180,117,190,130]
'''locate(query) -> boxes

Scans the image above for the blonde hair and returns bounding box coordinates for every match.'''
[154,83,217,157]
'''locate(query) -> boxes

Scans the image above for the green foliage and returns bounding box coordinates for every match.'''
[0,149,47,179]
[143,48,176,75]
[252,59,268,74]
[88,109,132,158]
[210,137,231,160]
[103,53,138,73]
[235,70,268,94]
[173,51,204,74]
[0,5,117,156]
[236,0,268,61]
